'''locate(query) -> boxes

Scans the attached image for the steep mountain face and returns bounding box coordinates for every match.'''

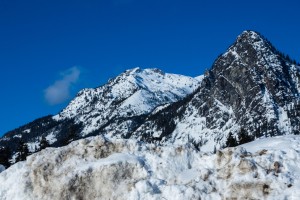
[0,68,200,165]
[131,31,300,151]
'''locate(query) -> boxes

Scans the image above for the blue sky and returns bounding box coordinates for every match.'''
[0,0,299,135]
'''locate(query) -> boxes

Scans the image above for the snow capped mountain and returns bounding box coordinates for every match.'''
[1,135,300,199]
[132,30,300,151]
[0,30,299,168]
[1,30,300,199]
[0,68,200,165]
[53,67,200,137]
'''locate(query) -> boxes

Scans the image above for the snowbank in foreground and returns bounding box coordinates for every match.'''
[1,135,300,199]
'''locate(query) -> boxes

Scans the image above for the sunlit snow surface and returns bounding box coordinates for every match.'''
[52,68,200,136]
[1,135,300,199]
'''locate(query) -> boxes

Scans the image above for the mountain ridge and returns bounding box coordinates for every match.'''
[0,68,201,166]
[1,30,300,167]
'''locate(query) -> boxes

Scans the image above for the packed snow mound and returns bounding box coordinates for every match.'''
[1,135,300,200]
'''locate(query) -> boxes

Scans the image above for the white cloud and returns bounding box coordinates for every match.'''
[44,67,81,105]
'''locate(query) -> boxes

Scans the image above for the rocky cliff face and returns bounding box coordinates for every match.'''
[131,31,300,151]
[1,30,300,166]
[209,30,300,138]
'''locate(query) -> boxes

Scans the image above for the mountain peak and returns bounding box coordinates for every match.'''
[212,30,282,73]
[124,67,141,75]
[124,67,165,76]
[233,30,270,48]
[234,30,269,49]
[238,30,262,40]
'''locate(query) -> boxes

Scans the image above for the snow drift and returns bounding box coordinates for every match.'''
[1,135,300,200]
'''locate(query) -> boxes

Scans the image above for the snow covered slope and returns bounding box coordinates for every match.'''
[0,68,200,165]
[1,135,300,200]
[53,67,199,136]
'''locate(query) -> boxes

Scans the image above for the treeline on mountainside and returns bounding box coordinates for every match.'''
[226,128,255,147]
[0,137,50,167]
[258,34,299,65]
[0,117,82,168]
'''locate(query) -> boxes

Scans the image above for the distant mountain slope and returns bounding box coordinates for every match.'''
[0,68,200,166]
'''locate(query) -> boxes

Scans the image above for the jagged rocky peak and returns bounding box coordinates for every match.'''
[195,30,300,140]
[214,30,280,71]
[236,30,266,45]
[208,30,300,105]
[234,30,266,51]
[132,30,300,151]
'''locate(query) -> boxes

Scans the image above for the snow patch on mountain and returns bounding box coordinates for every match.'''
[54,68,199,120]
[195,74,204,82]
[52,68,200,137]
[1,135,300,199]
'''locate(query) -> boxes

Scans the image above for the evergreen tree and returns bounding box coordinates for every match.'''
[15,140,29,162]
[226,132,238,147]
[293,60,296,65]
[238,128,254,145]
[285,54,291,62]
[39,136,50,150]
[0,146,11,167]
[62,125,79,145]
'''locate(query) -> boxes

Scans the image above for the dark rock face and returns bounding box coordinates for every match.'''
[207,31,300,136]
[132,31,300,150]
[1,30,300,166]
[209,31,300,136]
